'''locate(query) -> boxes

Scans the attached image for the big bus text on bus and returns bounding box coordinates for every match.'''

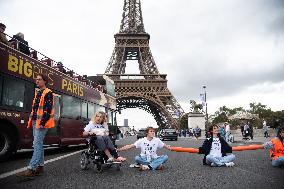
[0,35,117,161]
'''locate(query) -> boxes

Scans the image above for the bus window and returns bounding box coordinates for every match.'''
[2,77,25,108]
[96,104,104,112]
[88,103,94,119]
[53,94,61,122]
[107,111,113,125]
[47,94,61,136]
[62,95,80,118]
[24,82,35,112]
[82,102,87,119]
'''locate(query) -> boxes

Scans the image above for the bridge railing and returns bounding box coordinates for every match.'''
[1,32,105,93]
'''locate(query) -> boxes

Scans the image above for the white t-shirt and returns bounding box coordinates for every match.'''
[134,137,164,159]
[209,137,222,158]
[84,121,108,136]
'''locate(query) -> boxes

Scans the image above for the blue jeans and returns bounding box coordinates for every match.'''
[135,155,168,170]
[28,121,48,170]
[272,156,284,167]
[206,154,235,167]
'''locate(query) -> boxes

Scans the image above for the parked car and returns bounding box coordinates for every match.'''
[159,129,178,141]
[137,128,147,139]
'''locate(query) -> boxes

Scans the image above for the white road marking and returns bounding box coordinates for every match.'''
[0,150,84,179]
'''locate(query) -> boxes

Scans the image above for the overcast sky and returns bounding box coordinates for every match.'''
[1,0,284,129]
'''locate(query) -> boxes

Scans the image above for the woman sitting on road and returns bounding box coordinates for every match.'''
[82,111,126,162]
[263,127,284,167]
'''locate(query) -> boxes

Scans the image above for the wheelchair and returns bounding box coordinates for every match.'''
[80,136,122,173]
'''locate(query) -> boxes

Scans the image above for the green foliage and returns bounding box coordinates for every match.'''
[211,102,283,129]
[180,113,188,130]
[212,112,228,124]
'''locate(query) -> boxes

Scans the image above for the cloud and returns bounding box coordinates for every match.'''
[1,0,283,128]
[142,0,284,111]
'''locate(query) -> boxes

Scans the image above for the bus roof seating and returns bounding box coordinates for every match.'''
[10,40,18,49]
[30,50,38,60]
[66,70,74,77]
[41,58,52,66]
[81,75,88,85]
[74,75,82,81]
[52,62,66,73]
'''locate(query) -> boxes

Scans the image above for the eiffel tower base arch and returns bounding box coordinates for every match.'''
[107,74,180,129]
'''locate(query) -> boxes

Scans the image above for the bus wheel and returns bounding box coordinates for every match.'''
[0,126,16,161]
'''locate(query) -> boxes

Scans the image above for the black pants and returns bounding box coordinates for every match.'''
[264,131,269,138]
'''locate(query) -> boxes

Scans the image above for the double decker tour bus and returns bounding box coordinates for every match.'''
[0,33,117,160]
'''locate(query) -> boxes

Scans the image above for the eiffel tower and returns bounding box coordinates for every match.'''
[104,0,184,129]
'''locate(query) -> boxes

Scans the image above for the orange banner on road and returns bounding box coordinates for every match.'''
[232,145,264,151]
[170,147,199,153]
[171,144,264,153]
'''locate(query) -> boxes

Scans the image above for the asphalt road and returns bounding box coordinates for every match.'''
[0,136,283,189]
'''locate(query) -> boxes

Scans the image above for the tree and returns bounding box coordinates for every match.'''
[207,102,284,128]
[180,113,188,130]
[212,106,231,124]
[249,102,273,125]
[212,112,228,124]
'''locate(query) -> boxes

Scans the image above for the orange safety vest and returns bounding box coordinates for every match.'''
[269,138,284,160]
[27,88,55,129]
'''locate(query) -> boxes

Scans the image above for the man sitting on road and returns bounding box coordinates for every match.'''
[118,126,171,171]
[199,124,236,167]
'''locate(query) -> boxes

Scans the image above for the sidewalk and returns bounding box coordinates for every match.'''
[178,128,277,144]
[231,128,277,144]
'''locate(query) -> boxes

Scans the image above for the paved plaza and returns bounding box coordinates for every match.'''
[0,134,283,189]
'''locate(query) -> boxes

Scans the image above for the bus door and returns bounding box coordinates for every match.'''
[45,93,61,144]
[60,95,85,146]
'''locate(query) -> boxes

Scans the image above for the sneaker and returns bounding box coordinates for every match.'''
[107,157,114,163]
[225,162,235,167]
[34,166,44,176]
[115,156,126,162]
[139,165,150,171]
[130,163,140,168]
[16,169,35,179]
[210,163,217,167]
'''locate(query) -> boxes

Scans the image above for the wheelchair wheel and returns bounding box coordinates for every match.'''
[95,162,103,173]
[80,152,89,170]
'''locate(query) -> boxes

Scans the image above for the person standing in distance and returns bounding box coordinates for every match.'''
[17,74,54,179]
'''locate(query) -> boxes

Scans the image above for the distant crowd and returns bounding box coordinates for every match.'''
[179,126,202,139]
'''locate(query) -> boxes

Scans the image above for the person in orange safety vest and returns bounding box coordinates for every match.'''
[264,126,284,168]
[17,74,54,179]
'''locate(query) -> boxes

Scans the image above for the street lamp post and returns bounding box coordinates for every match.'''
[203,85,208,128]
